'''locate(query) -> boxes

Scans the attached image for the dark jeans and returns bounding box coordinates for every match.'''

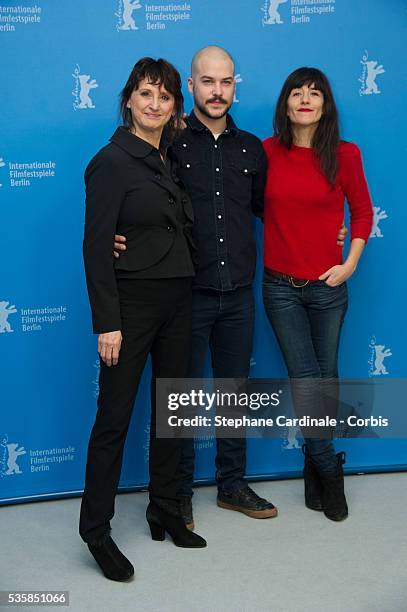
[178,285,255,495]
[79,277,192,544]
[262,274,348,473]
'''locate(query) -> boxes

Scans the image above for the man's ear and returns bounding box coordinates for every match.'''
[187,77,194,94]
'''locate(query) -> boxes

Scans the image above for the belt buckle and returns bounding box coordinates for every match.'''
[289,276,309,288]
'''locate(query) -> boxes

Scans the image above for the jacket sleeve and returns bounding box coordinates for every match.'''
[340,144,373,243]
[83,150,125,334]
[251,141,267,221]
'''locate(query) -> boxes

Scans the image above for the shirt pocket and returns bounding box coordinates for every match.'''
[224,149,258,199]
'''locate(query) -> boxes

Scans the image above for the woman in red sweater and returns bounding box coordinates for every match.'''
[262,67,373,521]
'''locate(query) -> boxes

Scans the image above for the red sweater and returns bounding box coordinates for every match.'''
[262,137,373,280]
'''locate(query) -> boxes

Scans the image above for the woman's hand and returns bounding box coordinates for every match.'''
[98,331,122,366]
[318,261,355,287]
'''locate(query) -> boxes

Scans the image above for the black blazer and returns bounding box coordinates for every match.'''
[83,127,195,334]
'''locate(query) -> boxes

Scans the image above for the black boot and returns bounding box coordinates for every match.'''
[302,444,323,511]
[87,535,134,581]
[146,500,206,548]
[318,451,348,521]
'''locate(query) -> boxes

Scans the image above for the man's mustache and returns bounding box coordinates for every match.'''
[206,97,228,104]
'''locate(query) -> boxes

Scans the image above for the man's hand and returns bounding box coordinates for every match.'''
[98,330,122,366]
[337,223,348,247]
[114,234,127,259]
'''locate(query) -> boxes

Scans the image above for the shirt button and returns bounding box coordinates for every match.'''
[219,238,224,242]
[168,197,175,204]
[220,261,225,266]
[244,169,248,173]
[215,167,220,172]
[242,148,247,153]
[167,226,173,232]
[214,144,218,149]
[216,191,220,196]
[183,143,187,147]
[218,214,222,219]
[186,164,191,168]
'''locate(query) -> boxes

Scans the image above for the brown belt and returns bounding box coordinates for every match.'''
[267,268,316,288]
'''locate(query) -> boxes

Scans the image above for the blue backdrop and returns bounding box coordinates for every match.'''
[1,0,406,504]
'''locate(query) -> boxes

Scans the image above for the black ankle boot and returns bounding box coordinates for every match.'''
[302,444,323,511]
[318,451,348,521]
[87,535,134,581]
[146,500,206,548]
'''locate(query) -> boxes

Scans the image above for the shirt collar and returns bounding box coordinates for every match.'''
[110,126,156,158]
[187,110,239,136]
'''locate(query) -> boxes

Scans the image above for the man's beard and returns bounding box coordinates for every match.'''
[195,96,232,120]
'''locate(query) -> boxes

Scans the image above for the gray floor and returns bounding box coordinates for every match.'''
[1,473,406,612]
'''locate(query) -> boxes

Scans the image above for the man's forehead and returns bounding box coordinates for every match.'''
[195,57,234,78]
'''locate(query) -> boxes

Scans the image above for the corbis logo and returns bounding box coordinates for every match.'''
[359,51,385,96]
[72,64,98,111]
[0,434,26,477]
[368,336,392,376]
[116,0,142,30]
[0,300,17,334]
[261,0,288,25]
[370,206,388,239]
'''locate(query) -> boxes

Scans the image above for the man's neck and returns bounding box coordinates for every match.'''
[192,106,227,136]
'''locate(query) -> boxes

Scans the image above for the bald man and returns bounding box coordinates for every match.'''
[115,46,277,528]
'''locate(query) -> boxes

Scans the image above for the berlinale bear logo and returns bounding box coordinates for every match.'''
[0,434,26,477]
[72,65,98,111]
[116,0,142,31]
[370,206,388,239]
[261,0,288,26]
[0,301,17,333]
[359,51,385,96]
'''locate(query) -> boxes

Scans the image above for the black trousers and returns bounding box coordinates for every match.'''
[79,277,192,544]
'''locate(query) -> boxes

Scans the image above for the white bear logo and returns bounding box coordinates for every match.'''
[370,206,388,238]
[373,345,392,376]
[0,301,17,333]
[5,443,26,475]
[233,74,243,103]
[262,0,288,25]
[359,52,385,96]
[0,435,26,476]
[78,75,98,109]
[285,426,301,450]
[118,0,142,31]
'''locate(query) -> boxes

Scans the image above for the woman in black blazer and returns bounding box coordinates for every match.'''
[80,57,206,582]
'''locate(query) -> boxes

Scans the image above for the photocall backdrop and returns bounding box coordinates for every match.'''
[1,0,406,504]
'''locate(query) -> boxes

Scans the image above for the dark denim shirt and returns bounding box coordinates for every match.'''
[170,111,267,292]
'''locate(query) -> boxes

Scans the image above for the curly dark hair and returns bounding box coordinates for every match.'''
[119,57,184,150]
[274,67,340,186]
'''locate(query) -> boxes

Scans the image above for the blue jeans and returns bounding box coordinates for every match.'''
[262,274,348,473]
[178,285,254,495]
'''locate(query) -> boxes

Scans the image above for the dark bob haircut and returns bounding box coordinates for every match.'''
[119,57,184,150]
[274,67,340,186]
